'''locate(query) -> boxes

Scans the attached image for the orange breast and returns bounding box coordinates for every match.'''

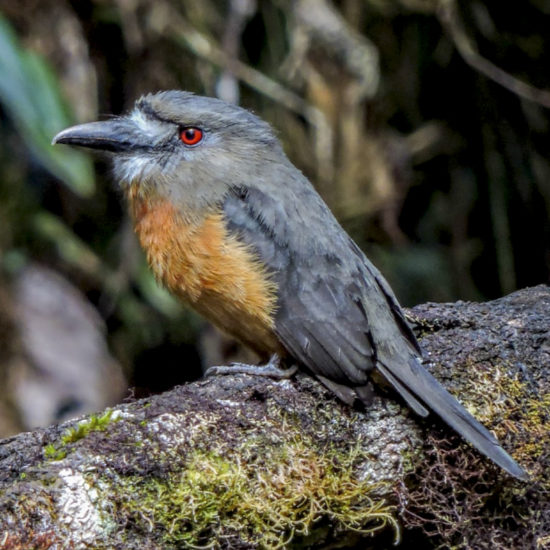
[128,192,281,357]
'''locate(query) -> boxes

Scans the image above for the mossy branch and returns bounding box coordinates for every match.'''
[0,286,548,549]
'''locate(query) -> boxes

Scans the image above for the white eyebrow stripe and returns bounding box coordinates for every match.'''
[130,109,170,135]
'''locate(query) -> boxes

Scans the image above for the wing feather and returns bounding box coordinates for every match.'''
[223,187,375,384]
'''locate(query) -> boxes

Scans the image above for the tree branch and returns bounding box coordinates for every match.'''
[0,286,548,549]
[439,0,550,108]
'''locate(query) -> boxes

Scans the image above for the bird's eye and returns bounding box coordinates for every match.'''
[180,127,203,146]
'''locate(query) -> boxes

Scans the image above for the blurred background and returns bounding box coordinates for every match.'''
[0,0,548,436]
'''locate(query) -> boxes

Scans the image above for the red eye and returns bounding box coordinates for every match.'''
[180,127,203,146]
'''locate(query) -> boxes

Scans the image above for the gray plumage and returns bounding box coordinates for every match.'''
[53,90,528,480]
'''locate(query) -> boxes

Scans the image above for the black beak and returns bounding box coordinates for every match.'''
[52,119,146,153]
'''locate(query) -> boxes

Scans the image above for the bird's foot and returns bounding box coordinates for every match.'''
[205,354,298,379]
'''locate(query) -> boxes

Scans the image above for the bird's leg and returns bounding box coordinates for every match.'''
[205,354,298,379]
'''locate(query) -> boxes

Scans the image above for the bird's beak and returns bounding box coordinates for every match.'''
[52,119,146,153]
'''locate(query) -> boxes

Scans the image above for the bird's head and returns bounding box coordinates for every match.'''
[53,91,283,210]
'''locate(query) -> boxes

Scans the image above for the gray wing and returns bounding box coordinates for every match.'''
[224,183,440,416]
[223,185,400,386]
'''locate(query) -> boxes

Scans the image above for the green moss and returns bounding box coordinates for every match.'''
[111,429,398,548]
[401,360,550,548]
[455,364,549,476]
[43,409,118,461]
[400,447,423,476]
[61,410,117,445]
[43,443,67,461]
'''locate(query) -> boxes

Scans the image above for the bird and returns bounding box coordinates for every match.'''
[53,90,527,480]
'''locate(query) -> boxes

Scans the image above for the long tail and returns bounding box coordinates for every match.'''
[377,358,528,480]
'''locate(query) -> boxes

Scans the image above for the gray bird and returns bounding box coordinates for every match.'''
[53,91,527,480]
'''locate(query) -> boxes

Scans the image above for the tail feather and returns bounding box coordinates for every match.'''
[377,363,429,417]
[377,358,528,480]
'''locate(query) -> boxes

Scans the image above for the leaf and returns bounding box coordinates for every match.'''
[0,14,95,197]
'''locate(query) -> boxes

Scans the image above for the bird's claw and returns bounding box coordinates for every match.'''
[204,355,298,380]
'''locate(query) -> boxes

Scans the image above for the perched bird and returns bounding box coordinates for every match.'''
[53,91,526,479]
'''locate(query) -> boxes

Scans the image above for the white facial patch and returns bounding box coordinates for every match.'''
[114,154,154,188]
[129,108,173,143]
[112,108,177,188]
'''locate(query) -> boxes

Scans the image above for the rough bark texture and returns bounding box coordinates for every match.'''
[0,286,548,550]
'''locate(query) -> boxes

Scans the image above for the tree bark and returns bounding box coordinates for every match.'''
[0,286,548,550]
